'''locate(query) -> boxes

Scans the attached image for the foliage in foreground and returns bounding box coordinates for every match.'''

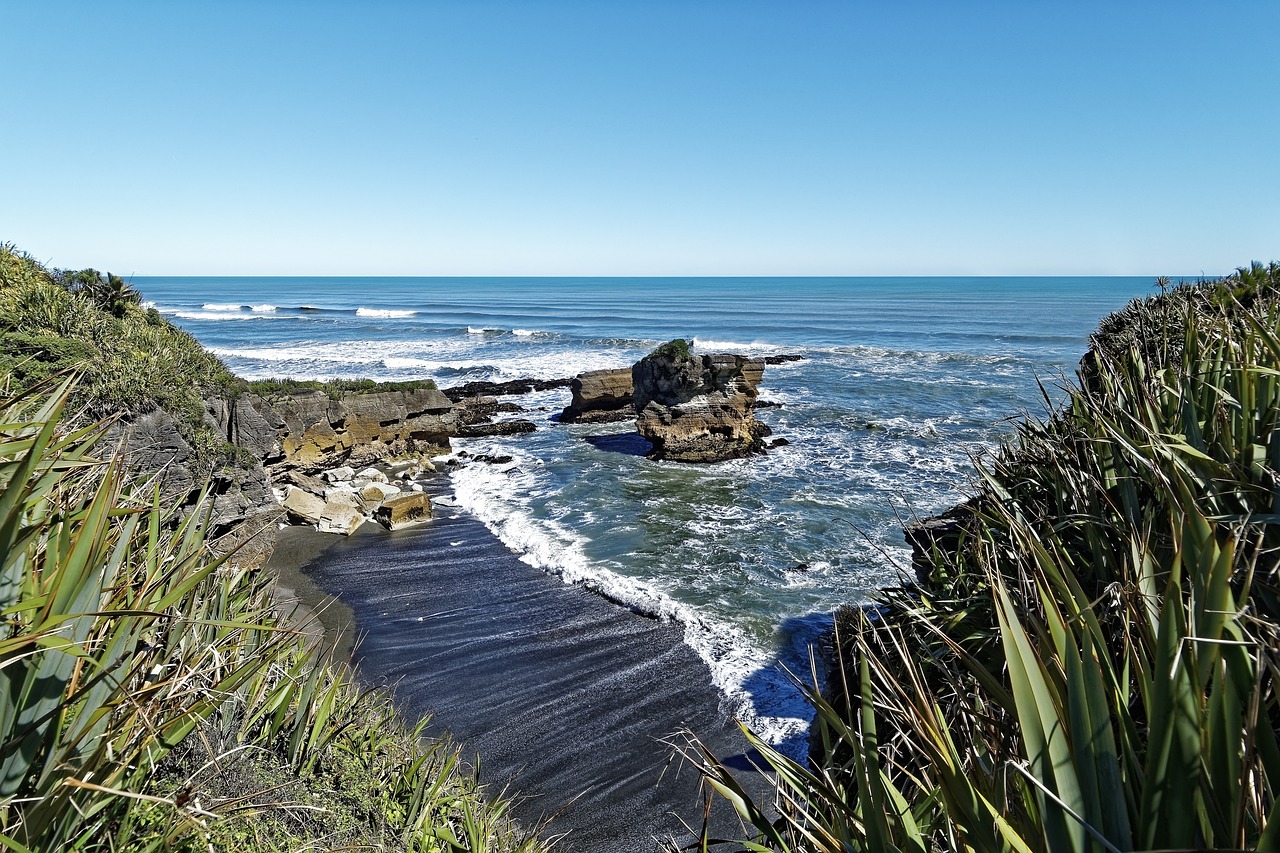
[0,377,545,852]
[674,262,1280,851]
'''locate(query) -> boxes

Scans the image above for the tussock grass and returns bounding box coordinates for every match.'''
[673,263,1280,852]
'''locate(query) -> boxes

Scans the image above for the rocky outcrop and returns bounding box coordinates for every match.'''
[560,368,636,423]
[903,500,979,586]
[441,378,571,402]
[632,342,771,462]
[108,407,274,534]
[255,387,456,473]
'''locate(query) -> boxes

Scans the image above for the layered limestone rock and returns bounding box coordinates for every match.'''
[559,367,636,423]
[259,387,456,472]
[632,341,770,462]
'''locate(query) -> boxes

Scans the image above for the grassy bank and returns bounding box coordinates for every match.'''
[678,263,1280,851]
[0,243,546,851]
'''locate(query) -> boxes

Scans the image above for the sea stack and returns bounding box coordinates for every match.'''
[632,339,770,462]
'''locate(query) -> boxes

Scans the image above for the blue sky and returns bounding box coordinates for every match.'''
[2,1,1277,275]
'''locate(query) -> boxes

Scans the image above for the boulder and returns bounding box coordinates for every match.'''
[632,340,770,463]
[560,367,636,423]
[356,467,388,483]
[324,466,356,482]
[375,493,433,530]
[282,470,329,496]
[360,482,400,504]
[318,501,364,536]
[282,486,326,525]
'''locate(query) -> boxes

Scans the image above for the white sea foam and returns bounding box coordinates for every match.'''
[468,326,503,334]
[250,304,277,313]
[202,302,244,311]
[356,307,417,318]
[174,309,298,322]
[449,445,814,748]
[512,329,541,337]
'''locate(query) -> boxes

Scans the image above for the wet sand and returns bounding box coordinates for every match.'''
[294,502,774,852]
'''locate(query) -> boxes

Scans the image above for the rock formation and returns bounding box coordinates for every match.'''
[559,367,636,423]
[108,407,273,535]
[632,340,770,462]
[259,387,457,472]
[374,493,433,530]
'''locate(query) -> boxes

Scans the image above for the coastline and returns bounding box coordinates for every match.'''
[292,482,774,852]
[264,524,358,661]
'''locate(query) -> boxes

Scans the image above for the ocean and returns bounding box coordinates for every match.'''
[136,275,1155,743]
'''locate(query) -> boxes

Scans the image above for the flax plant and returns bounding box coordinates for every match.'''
[673,264,1280,852]
[0,376,547,852]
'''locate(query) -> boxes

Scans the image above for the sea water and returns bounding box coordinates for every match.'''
[137,275,1155,742]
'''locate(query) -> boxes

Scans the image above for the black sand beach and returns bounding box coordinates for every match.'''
[286,492,773,852]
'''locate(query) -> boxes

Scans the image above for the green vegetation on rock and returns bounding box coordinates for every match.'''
[246,376,438,399]
[0,243,240,469]
[647,338,692,362]
[0,377,545,852]
[676,262,1280,851]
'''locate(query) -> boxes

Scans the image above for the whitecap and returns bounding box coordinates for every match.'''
[356,307,418,318]
[202,302,245,311]
[468,326,503,334]
[174,310,296,322]
[449,448,814,749]
[249,304,277,313]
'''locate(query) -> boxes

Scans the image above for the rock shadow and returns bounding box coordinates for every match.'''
[584,431,653,456]
[731,611,839,763]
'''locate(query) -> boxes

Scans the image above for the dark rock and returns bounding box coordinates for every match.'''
[903,500,979,586]
[763,354,805,364]
[755,399,784,409]
[766,437,790,448]
[454,420,537,438]
[109,407,272,533]
[472,454,515,465]
[441,378,572,402]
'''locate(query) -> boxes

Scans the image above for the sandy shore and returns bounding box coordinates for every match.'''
[290,493,775,852]
[265,524,358,661]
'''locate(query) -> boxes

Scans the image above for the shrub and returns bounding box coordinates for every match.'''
[674,264,1280,851]
[0,377,546,852]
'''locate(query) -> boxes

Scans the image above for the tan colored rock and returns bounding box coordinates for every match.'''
[360,482,400,504]
[375,493,433,530]
[318,502,364,536]
[259,387,456,474]
[560,367,635,423]
[282,486,326,524]
[632,342,770,463]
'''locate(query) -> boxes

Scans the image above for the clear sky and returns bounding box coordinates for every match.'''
[2,1,1277,276]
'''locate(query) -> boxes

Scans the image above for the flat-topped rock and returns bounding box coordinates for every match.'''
[560,367,636,423]
[632,340,770,463]
[375,493,433,530]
